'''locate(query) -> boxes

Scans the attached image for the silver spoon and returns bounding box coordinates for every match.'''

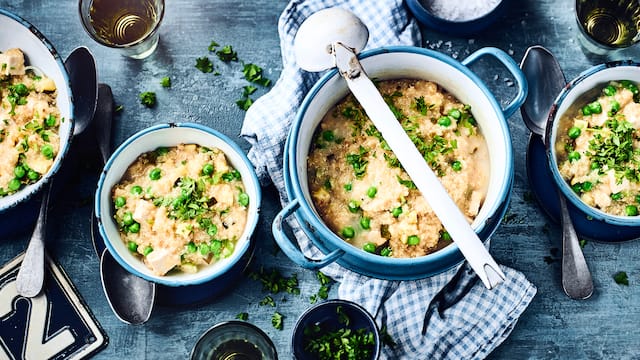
[16,47,98,297]
[92,84,156,324]
[294,8,505,289]
[520,45,593,300]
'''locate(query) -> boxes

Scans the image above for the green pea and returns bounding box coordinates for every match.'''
[636,194,640,203]
[128,222,140,233]
[143,246,153,256]
[27,170,39,181]
[210,240,222,256]
[149,167,162,180]
[344,183,352,192]
[610,100,620,114]
[14,165,25,179]
[155,147,169,156]
[581,105,592,116]
[341,226,355,239]
[590,162,600,170]
[202,163,214,176]
[440,231,452,242]
[622,80,639,94]
[8,178,21,191]
[581,181,593,192]
[380,247,392,257]
[238,192,250,207]
[45,114,56,127]
[367,186,377,198]
[571,183,583,194]
[322,130,335,142]
[363,242,376,253]
[127,241,138,252]
[611,192,623,200]
[41,144,54,159]
[199,243,211,255]
[448,108,462,120]
[568,151,581,162]
[407,235,420,246]
[451,160,462,172]
[626,205,639,216]
[207,224,218,236]
[13,83,28,95]
[391,206,402,218]
[131,185,143,195]
[360,216,371,230]
[587,101,602,114]
[603,84,617,96]
[122,212,134,226]
[438,116,452,127]
[567,126,581,139]
[114,196,126,208]
[347,200,360,213]
[187,242,197,253]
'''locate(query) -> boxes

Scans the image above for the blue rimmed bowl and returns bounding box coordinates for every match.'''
[95,123,261,287]
[0,9,74,231]
[272,46,527,280]
[547,61,640,231]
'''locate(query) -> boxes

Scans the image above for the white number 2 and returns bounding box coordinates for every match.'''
[0,279,74,360]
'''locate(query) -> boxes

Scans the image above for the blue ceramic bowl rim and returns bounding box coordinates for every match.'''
[286,45,513,269]
[547,61,640,227]
[190,320,277,360]
[291,299,381,359]
[95,122,261,286]
[0,9,75,213]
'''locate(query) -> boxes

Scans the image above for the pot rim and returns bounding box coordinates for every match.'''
[0,9,75,213]
[95,122,262,286]
[547,60,640,226]
[285,45,513,267]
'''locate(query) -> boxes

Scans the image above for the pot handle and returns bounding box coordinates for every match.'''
[461,47,528,119]
[272,199,345,270]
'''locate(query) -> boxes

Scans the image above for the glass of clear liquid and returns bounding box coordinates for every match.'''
[575,0,640,55]
[79,0,164,59]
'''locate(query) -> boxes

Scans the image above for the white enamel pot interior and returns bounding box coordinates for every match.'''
[96,123,261,286]
[274,46,527,280]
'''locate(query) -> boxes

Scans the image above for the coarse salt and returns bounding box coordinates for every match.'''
[421,0,501,22]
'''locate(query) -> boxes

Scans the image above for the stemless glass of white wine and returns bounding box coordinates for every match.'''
[79,0,165,59]
[575,0,640,55]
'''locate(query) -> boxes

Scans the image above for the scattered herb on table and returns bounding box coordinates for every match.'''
[259,295,276,307]
[272,312,284,330]
[215,45,238,62]
[195,56,214,73]
[139,91,156,107]
[242,63,271,87]
[248,266,300,295]
[579,239,587,248]
[310,271,334,304]
[236,312,248,321]
[236,97,253,111]
[380,325,397,349]
[208,40,220,52]
[115,104,124,112]
[160,76,171,88]
[303,306,376,360]
[614,271,629,285]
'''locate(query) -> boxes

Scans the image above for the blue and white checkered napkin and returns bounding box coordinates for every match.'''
[241,0,537,358]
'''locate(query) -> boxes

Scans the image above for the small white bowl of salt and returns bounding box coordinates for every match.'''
[406,0,508,36]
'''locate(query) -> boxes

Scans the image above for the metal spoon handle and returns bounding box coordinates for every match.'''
[559,193,593,299]
[16,183,51,297]
[334,43,505,289]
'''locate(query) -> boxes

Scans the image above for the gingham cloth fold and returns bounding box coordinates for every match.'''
[241,1,537,358]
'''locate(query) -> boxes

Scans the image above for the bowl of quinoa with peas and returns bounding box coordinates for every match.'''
[549,61,640,227]
[0,10,74,215]
[95,123,261,286]
[273,46,526,280]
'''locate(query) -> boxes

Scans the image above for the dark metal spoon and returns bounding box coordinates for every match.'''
[16,47,97,297]
[91,84,156,324]
[520,45,594,300]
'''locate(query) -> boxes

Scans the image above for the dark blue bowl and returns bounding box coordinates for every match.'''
[405,0,509,37]
[292,299,381,360]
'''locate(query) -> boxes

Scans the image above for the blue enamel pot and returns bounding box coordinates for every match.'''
[272,46,527,280]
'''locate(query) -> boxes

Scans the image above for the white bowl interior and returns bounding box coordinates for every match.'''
[97,125,260,285]
[294,51,510,230]
[0,12,73,210]
[550,65,640,221]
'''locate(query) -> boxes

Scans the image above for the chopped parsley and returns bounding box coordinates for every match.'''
[236,312,249,321]
[160,76,171,88]
[346,146,369,178]
[139,91,156,107]
[216,45,238,62]
[242,63,271,87]
[195,56,214,73]
[248,266,301,295]
[259,295,276,307]
[272,312,284,330]
[613,271,629,285]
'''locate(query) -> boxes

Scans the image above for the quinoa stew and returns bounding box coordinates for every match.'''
[307,79,490,258]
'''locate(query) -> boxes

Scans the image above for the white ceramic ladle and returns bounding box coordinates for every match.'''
[293,8,505,289]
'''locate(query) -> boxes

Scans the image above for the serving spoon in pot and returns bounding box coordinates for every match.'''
[520,45,593,300]
[16,46,97,298]
[91,84,156,324]
[294,8,505,289]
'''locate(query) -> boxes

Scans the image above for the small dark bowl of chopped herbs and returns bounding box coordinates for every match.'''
[95,123,261,287]
[292,299,381,360]
[548,61,640,229]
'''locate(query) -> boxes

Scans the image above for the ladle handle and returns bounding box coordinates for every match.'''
[462,47,528,119]
[334,44,505,289]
